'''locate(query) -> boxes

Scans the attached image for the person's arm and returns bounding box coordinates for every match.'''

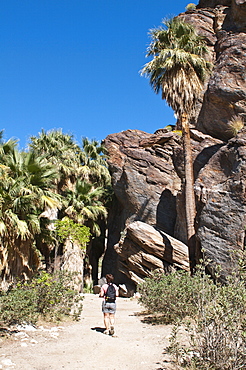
[99,285,105,298]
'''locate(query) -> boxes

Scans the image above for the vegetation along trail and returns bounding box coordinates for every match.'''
[0,294,174,370]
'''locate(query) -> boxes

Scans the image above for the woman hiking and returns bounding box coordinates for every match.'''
[99,274,119,335]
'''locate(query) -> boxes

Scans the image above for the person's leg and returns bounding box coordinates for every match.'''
[103,313,110,334]
[109,313,115,335]
[109,313,115,327]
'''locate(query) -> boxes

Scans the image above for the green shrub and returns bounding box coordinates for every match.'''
[0,270,83,325]
[0,286,38,325]
[33,271,83,321]
[139,254,246,370]
[168,276,246,370]
[185,273,246,369]
[138,269,216,323]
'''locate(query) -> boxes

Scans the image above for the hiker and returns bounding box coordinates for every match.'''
[99,274,119,335]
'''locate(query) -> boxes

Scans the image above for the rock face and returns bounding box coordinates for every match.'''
[181,0,246,140]
[102,129,225,287]
[103,128,246,288]
[104,129,181,233]
[195,130,246,279]
[102,129,182,285]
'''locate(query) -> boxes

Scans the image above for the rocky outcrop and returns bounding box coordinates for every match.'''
[103,127,246,288]
[103,129,182,233]
[180,0,246,140]
[102,129,182,285]
[197,32,246,140]
[102,129,225,286]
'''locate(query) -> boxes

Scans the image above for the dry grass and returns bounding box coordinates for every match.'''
[227,115,244,136]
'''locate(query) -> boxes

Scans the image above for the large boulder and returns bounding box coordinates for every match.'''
[114,221,189,285]
[103,129,182,235]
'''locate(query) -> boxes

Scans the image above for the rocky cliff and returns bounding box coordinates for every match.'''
[180,0,246,140]
[102,0,246,289]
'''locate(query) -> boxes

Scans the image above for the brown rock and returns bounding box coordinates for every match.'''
[197,0,232,7]
[179,1,246,141]
[102,129,182,284]
[197,33,246,140]
[115,221,189,286]
[232,0,246,31]
[195,130,246,279]
[104,129,181,233]
[103,129,226,286]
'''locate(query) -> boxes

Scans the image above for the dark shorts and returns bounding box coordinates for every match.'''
[102,301,116,314]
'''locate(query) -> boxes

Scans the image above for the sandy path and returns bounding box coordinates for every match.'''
[0,294,175,370]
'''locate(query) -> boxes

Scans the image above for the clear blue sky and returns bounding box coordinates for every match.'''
[0,0,198,150]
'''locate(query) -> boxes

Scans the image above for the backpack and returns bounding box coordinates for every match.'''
[105,283,116,303]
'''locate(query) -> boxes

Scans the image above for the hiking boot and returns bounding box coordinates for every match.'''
[109,326,114,336]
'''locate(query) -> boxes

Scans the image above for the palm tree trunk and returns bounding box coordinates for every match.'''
[181,113,196,267]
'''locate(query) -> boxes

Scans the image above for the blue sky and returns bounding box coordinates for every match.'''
[0,0,198,150]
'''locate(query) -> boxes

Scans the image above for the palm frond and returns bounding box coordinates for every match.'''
[0,221,6,236]
[5,210,30,239]
[41,195,62,209]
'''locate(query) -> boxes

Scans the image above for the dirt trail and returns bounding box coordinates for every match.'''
[0,294,175,370]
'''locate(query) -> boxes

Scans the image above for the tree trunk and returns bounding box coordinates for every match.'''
[181,113,196,267]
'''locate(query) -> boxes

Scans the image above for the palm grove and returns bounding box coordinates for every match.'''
[0,129,111,289]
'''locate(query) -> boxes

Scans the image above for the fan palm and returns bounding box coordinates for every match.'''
[141,18,211,259]
[0,146,61,282]
[63,179,107,237]
[79,137,111,187]
[29,129,81,191]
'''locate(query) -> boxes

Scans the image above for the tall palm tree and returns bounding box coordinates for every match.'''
[29,129,81,191]
[0,145,61,282]
[141,18,211,262]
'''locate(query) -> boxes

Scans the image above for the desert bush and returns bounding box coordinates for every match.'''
[166,254,246,369]
[0,286,38,325]
[185,3,196,11]
[138,268,216,323]
[138,253,246,369]
[168,277,246,369]
[0,270,83,325]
